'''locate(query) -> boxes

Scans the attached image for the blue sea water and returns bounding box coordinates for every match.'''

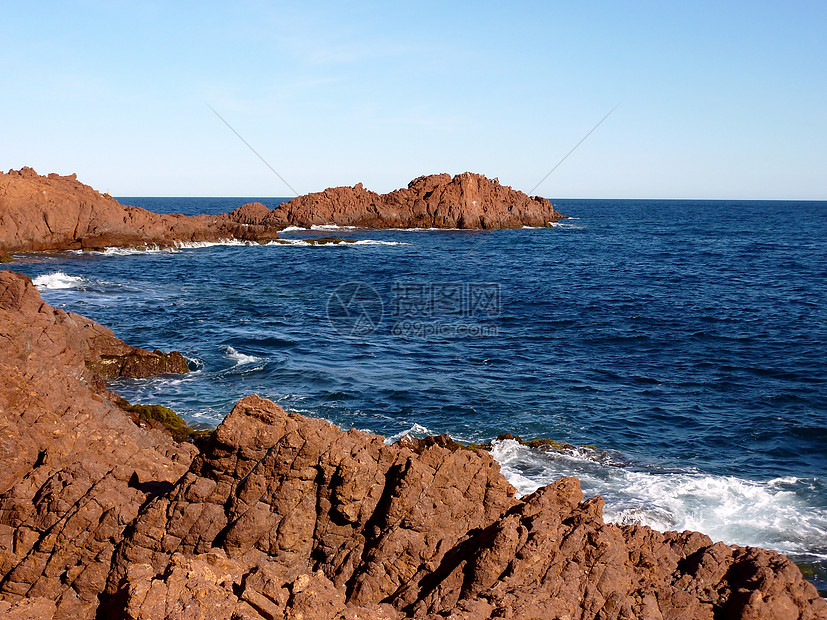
[8,197,827,592]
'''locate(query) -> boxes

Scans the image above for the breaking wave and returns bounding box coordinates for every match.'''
[385,422,433,444]
[491,439,827,564]
[32,272,87,289]
[223,346,263,366]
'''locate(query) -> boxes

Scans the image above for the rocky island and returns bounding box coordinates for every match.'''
[0,168,564,255]
[0,270,824,619]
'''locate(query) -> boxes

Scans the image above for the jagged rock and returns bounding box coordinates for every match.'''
[272,172,564,230]
[107,394,515,607]
[0,270,824,619]
[0,597,57,619]
[0,168,282,252]
[0,270,189,387]
[106,395,826,619]
[0,271,197,619]
[0,168,564,254]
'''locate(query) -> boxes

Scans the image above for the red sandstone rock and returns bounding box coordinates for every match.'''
[103,395,825,620]
[0,271,197,619]
[0,270,824,620]
[0,271,189,387]
[273,172,564,230]
[0,168,563,254]
[0,168,281,253]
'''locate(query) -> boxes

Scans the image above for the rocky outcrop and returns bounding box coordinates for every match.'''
[0,168,563,254]
[0,271,197,619]
[0,270,824,619]
[0,168,281,253]
[102,395,826,620]
[271,172,564,230]
[0,270,189,388]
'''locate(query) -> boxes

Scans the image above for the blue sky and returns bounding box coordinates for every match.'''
[2,1,825,198]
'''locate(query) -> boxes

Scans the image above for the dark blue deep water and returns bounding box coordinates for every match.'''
[8,198,826,591]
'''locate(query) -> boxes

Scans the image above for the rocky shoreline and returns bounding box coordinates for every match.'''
[0,168,564,255]
[0,270,825,619]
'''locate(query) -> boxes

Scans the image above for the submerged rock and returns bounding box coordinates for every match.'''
[0,270,824,619]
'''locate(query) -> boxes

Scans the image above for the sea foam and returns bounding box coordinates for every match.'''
[268,239,411,247]
[310,224,358,231]
[32,272,87,290]
[224,346,263,366]
[491,438,827,562]
[385,422,433,445]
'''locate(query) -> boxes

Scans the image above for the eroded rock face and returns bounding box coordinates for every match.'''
[0,168,563,254]
[0,270,189,386]
[273,172,564,230]
[104,396,826,620]
[0,271,197,619]
[0,168,282,253]
[0,270,824,619]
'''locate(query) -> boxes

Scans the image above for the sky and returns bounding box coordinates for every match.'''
[2,1,825,199]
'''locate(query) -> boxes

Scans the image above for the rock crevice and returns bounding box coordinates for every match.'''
[0,270,824,619]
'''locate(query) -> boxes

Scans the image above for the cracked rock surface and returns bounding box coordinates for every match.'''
[0,270,824,619]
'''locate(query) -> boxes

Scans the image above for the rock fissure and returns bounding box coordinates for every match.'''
[0,270,824,619]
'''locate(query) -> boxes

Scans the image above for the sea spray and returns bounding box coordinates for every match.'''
[491,438,827,570]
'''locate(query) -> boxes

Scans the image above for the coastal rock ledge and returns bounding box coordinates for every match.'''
[0,269,824,620]
[0,168,564,254]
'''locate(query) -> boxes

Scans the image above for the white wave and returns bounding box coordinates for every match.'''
[387,227,463,231]
[310,224,358,231]
[267,239,334,247]
[350,240,412,246]
[385,422,433,445]
[174,239,255,249]
[91,239,257,255]
[223,346,262,366]
[267,239,411,247]
[98,245,169,255]
[32,272,87,289]
[491,439,827,561]
[279,226,307,232]
[549,220,584,229]
[184,355,205,371]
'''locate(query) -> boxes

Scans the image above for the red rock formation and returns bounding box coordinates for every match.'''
[0,168,280,253]
[105,395,826,620]
[0,168,563,254]
[273,172,564,229]
[0,271,197,619]
[0,270,824,619]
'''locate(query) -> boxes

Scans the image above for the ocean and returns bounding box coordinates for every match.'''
[9,197,826,593]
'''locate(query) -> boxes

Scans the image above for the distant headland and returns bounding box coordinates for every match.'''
[0,167,565,255]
